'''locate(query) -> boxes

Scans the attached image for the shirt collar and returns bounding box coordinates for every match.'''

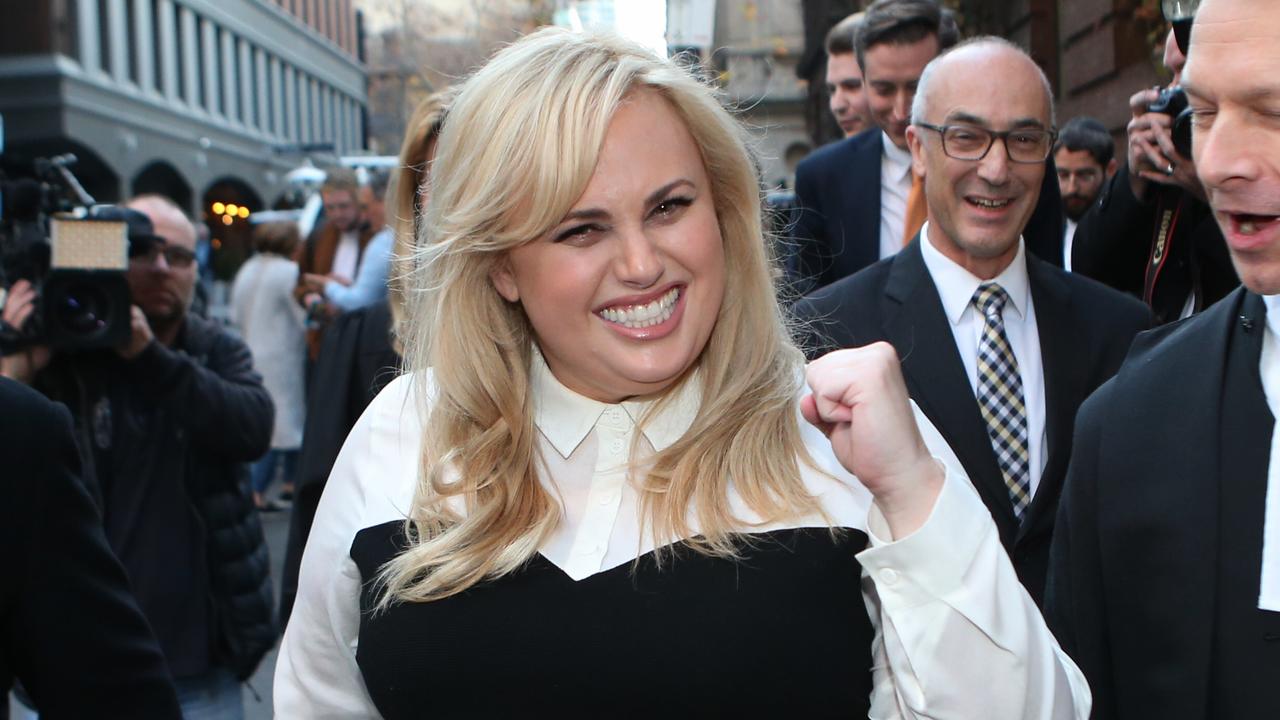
[881,132,913,182]
[918,221,1032,325]
[530,346,702,459]
[1264,295,1280,341]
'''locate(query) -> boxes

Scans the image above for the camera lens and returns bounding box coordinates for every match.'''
[53,281,111,336]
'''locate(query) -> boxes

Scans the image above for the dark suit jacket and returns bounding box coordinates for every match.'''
[1072,163,1238,324]
[792,239,1151,605]
[789,129,885,296]
[789,130,1068,297]
[1048,288,1272,719]
[0,378,181,719]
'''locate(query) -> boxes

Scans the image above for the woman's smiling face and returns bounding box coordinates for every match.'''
[490,90,726,402]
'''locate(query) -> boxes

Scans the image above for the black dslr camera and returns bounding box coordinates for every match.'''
[0,153,133,352]
[1147,87,1194,159]
[1146,0,1200,159]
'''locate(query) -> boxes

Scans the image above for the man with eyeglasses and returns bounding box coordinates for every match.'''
[794,37,1151,607]
[1,196,277,719]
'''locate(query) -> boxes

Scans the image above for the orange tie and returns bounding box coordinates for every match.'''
[902,172,927,245]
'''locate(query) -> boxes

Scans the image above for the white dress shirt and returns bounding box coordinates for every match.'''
[1063,219,1077,272]
[879,132,913,260]
[1256,295,1280,611]
[919,223,1049,497]
[275,354,1089,718]
[330,230,361,283]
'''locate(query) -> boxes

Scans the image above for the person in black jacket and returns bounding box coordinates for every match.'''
[278,300,399,626]
[1,197,276,718]
[1070,27,1238,323]
[0,377,181,719]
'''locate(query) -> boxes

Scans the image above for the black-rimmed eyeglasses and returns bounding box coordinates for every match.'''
[129,244,197,269]
[914,122,1058,164]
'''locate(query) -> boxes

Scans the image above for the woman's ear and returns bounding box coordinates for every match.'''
[490,258,520,303]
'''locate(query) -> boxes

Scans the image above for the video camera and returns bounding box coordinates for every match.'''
[0,146,133,352]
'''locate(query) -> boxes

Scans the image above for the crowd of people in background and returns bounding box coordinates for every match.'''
[3,0,1279,717]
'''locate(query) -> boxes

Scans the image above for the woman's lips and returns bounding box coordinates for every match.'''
[596,285,685,340]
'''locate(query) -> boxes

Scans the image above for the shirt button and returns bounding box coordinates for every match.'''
[879,568,900,586]
[599,492,619,506]
[611,440,624,453]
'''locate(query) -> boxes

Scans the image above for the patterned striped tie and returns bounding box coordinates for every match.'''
[972,283,1032,519]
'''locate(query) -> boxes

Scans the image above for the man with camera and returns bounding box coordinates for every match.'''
[1,196,276,718]
[1071,18,1239,323]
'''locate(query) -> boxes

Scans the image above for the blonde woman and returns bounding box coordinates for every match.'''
[276,29,1088,718]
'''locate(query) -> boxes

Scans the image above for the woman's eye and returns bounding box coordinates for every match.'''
[555,224,599,244]
[653,196,693,218]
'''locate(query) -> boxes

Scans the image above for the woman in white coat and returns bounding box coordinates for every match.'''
[231,221,308,510]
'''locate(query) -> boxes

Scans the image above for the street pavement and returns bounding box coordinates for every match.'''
[246,505,291,719]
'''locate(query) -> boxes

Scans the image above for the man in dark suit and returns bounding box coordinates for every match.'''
[790,0,958,296]
[794,37,1151,607]
[1048,1,1280,716]
[789,0,1065,296]
[0,377,181,719]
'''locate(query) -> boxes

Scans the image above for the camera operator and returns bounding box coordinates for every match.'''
[0,196,276,718]
[1071,25,1239,323]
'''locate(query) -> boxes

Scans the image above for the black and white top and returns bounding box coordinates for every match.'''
[275,357,1089,718]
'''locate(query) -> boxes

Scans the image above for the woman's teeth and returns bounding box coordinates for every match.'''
[600,287,680,329]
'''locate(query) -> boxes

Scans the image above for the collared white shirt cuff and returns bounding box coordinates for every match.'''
[856,457,988,606]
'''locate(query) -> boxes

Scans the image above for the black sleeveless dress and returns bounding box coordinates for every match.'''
[351,523,875,718]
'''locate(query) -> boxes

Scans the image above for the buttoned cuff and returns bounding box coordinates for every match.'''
[856,458,993,607]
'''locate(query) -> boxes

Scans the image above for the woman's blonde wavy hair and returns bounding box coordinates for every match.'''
[379,27,822,605]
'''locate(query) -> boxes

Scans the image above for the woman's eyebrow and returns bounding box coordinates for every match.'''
[560,178,696,222]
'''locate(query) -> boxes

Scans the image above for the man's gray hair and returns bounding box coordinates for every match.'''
[909,36,1057,128]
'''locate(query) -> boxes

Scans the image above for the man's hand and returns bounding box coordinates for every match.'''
[115,305,154,360]
[802,343,944,540]
[301,273,328,293]
[1126,87,1206,202]
[2,279,37,331]
[0,280,52,383]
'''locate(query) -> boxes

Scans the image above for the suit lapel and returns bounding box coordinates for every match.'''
[1019,257,1085,543]
[882,240,1020,542]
